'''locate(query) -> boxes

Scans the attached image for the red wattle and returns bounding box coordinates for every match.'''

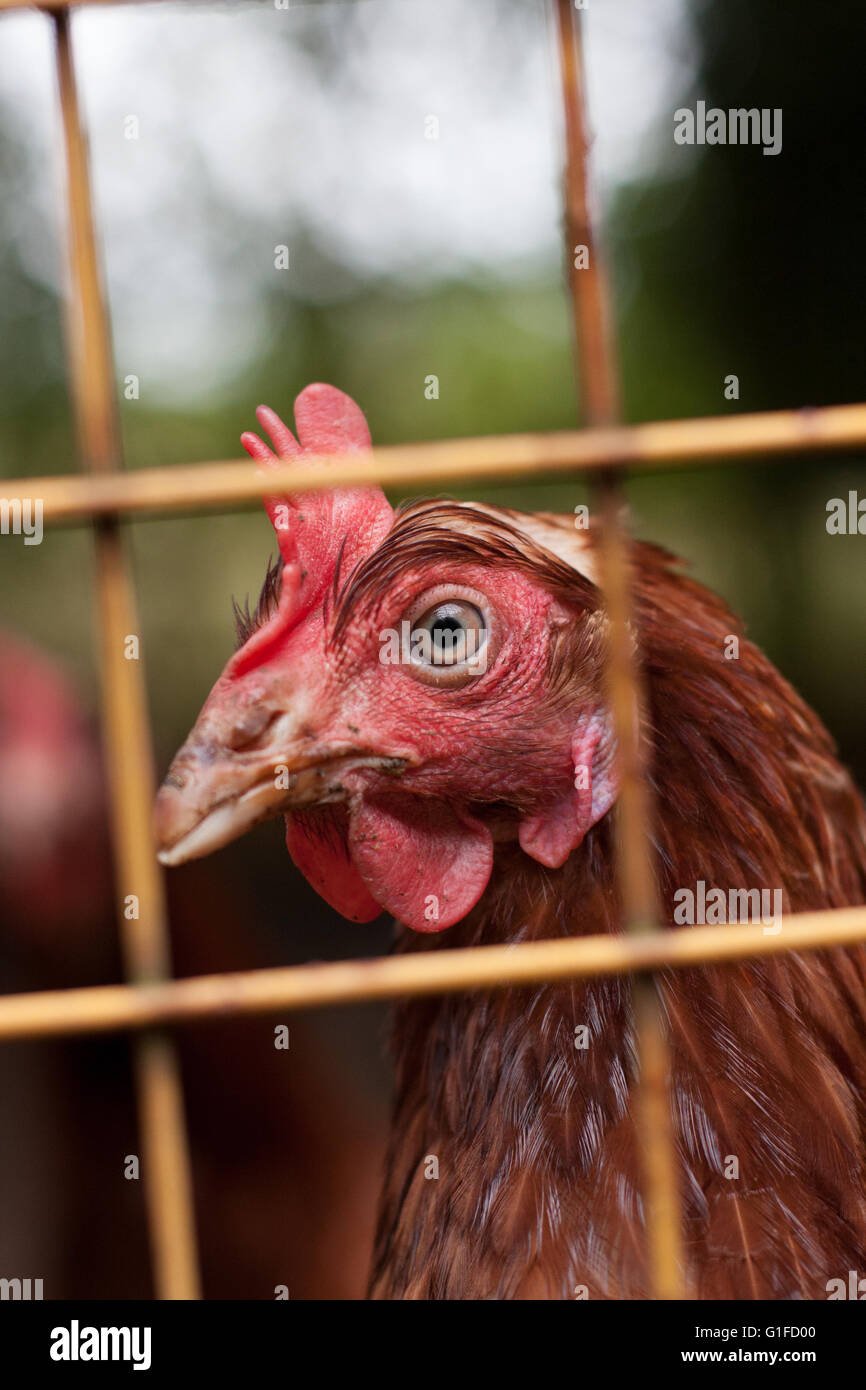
[285,808,382,923]
[347,793,494,932]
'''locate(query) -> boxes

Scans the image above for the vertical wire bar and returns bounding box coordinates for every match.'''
[54,8,202,1299]
[554,0,685,1299]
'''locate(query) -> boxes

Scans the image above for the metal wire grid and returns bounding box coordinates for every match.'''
[0,0,865,1302]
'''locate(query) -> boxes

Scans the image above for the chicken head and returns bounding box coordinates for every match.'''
[154,384,619,931]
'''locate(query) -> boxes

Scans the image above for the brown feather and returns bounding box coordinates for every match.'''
[366,509,866,1299]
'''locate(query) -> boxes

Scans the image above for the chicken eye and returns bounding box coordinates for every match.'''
[390,585,497,688]
[410,600,487,668]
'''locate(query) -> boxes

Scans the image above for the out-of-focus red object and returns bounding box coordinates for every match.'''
[0,629,384,1299]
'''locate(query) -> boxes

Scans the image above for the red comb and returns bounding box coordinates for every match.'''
[241,384,393,624]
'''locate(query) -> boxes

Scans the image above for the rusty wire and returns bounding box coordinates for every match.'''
[6,402,866,527]
[53,9,201,1300]
[0,0,863,1304]
[555,0,683,1300]
[0,905,865,1043]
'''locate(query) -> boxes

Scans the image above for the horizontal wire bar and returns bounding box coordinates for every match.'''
[0,0,102,7]
[7,402,866,526]
[0,0,348,9]
[1,905,865,1042]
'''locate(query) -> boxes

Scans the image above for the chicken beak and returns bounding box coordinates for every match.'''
[154,741,290,867]
[154,703,395,868]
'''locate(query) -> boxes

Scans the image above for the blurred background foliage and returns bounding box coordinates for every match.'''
[0,0,864,1297]
[0,0,864,970]
[1,0,863,779]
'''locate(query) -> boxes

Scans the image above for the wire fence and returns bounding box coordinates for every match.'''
[2,0,866,1302]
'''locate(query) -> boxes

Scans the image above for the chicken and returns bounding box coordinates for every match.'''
[155,383,866,1300]
[0,632,110,959]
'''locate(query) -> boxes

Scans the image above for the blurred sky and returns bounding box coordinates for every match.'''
[0,0,690,403]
